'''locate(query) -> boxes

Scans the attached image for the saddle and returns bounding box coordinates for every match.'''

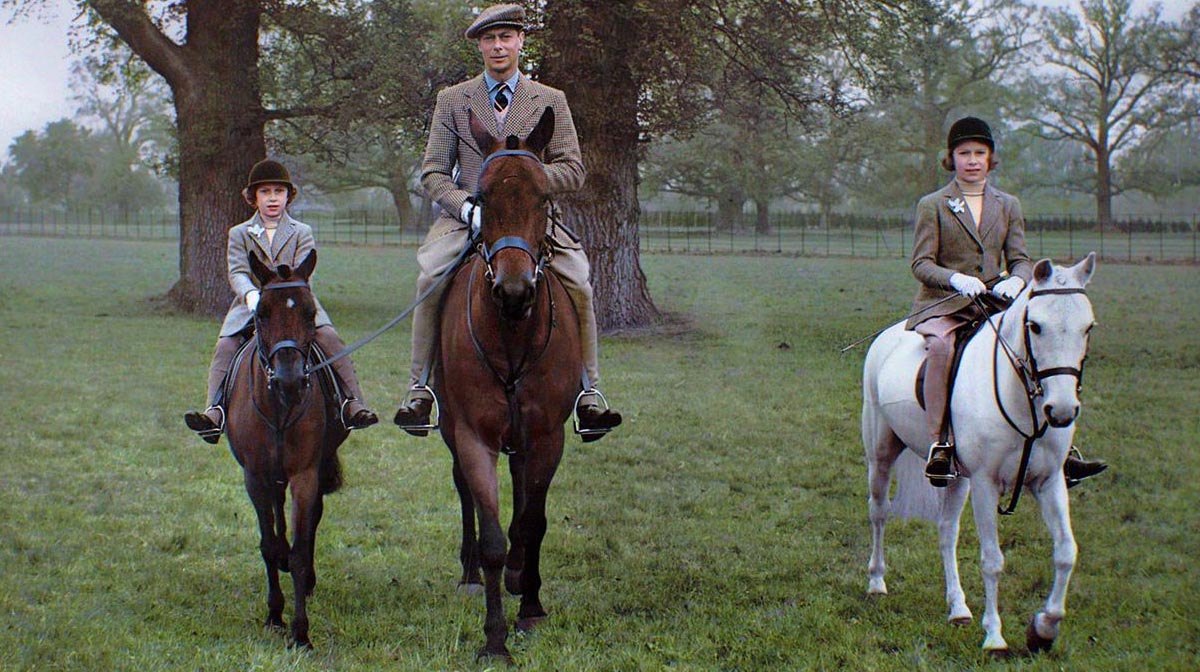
[913,296,1007,412]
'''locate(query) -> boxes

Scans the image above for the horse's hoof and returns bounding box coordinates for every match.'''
[504,568,523,595]
[516,614,547,632]
[986,648,1011,661]
[265,616,286,632]
[288,637,313,651]
[1026,615,1056,654]
[456,581,484,597]
[949,616,973,627]
[475,646,513,664]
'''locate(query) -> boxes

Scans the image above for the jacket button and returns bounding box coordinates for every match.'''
[976,265,983,272]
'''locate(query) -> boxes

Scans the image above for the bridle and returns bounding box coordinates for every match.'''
[975,285,1091,514]
[251,279,316,433]
[473,148,552,285]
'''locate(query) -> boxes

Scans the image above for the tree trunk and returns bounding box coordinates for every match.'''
[754,198,770,234]
[715,187,745,232]
[1095,146,1115,231]
[542,0,659,331]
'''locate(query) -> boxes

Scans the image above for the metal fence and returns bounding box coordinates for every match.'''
[1,205,1197,263]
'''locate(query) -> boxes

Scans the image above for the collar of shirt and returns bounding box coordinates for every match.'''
[482,71,521,106]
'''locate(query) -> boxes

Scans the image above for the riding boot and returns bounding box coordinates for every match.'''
[1065,446,1108,488]
[184,335,242,444]
[315,326,377,430]
[921,331,956,486]
[394,386,435,436]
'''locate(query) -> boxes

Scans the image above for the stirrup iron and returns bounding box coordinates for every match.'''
[573,388,614,438]
[925,441,959,485]
[402,384,440,433]
[199,405,225,441]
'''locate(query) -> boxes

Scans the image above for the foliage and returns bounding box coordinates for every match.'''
[1010,0,1195,228]
[1,236,1198,670]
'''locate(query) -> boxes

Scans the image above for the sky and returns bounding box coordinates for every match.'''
[0,0,1193,165]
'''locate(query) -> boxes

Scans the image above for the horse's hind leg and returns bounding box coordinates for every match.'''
[451,455,483,593]
[865,416,902,595]
[1027,476,1076,653]
[938,478,973,625]
[245,474,289,631]
[514,430,564,632]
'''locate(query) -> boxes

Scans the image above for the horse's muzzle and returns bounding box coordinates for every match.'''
[1043,402,1080,428]
[492,273,536,321]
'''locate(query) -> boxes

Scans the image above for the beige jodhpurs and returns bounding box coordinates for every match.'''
[407,225,599,391]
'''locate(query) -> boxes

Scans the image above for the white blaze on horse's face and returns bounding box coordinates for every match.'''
[1025,255,1097,428]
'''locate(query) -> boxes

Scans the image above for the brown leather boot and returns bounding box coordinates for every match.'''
[184,406,224,444]
[341,399,378,430]
[925,442,956,487]
[1064,446,1108,488]
[393,394,434,437]
[576,401,622,443]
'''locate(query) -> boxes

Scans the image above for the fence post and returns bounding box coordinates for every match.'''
[1127,217,1132,262]
[1098,215,1103,259]
[1159,214,1164,262]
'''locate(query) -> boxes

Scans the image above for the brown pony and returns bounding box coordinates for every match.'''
[223,250,348,649]
[435,108,582,660]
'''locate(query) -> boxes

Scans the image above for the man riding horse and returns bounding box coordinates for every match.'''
[394,3,621,440]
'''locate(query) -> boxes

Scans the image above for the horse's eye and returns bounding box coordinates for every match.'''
[1028,321,1041,335]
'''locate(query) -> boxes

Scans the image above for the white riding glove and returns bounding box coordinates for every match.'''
[460,200,482,236]
[992,276,1025,300]
[245,289,261,312]
[949,273,986,298]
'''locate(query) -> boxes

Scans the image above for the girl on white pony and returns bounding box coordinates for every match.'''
[908,117,1106,487]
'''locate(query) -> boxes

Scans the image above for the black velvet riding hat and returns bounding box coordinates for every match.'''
[947,117,994,152]
[245,159,295,192]
[465,4,526,39]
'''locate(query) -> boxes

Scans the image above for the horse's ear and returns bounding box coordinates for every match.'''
[468,110,496,157]
[525,107,555,155]
[295,249,317,281]
[1071,251,1096,287]
[249,252,274,287]
[1033,258,1053,284]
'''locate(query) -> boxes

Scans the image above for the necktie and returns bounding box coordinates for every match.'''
[494,85,509,113]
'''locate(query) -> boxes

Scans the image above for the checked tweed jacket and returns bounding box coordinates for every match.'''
[419,73,585,248]
[906,180,1033,330]
[218,211,332,337]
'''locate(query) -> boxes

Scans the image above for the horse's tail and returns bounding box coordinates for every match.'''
[889,449,940,522]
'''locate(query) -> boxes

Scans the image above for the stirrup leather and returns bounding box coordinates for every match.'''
[399,385,440,432]
[573,388,614,438]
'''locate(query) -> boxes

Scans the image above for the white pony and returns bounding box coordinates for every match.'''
[862,253,1097,656]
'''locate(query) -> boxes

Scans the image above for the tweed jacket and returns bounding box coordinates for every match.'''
[419,73,586,248]
[906,180,1033,330]
[219,211,332,337]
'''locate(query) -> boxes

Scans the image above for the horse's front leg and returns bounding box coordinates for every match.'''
[514,427,564,632]
[969,481,1009,654]
[1027,474,1076,653]
[938,477,973,625]
[245,472,289,631]
[455,433,509,661]
[450,452,482,593]
[865,427,901,596]
[287,468,321,649]
[505,452,528,596]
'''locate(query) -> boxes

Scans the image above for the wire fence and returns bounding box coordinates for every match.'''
[1,205,1197,263]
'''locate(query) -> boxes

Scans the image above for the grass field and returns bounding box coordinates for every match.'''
[1,237,1197,671]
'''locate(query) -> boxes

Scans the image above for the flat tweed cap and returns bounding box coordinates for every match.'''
[465,4,526,39]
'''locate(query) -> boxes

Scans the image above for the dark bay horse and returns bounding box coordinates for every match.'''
[434,108,581,660]
[224,250,348,649]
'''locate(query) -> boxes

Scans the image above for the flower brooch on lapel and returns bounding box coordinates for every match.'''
[248,222,265,237]
[947,197,965,215]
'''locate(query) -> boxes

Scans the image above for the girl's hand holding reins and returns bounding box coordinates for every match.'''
[949,273,987,298]
[992,276,1025,300]
[246,290,261,312]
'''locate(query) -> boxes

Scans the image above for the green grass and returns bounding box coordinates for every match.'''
[0,238,1197,671]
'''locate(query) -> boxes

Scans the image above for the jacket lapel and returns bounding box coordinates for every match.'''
[977,184,1001,244]
[943,181,983,251]
[467,75,499,138]
[502,76,540,137]
[246,214,273,260]
[271,214,297,261]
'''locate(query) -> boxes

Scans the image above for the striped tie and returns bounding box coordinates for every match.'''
[494,85,509,113]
